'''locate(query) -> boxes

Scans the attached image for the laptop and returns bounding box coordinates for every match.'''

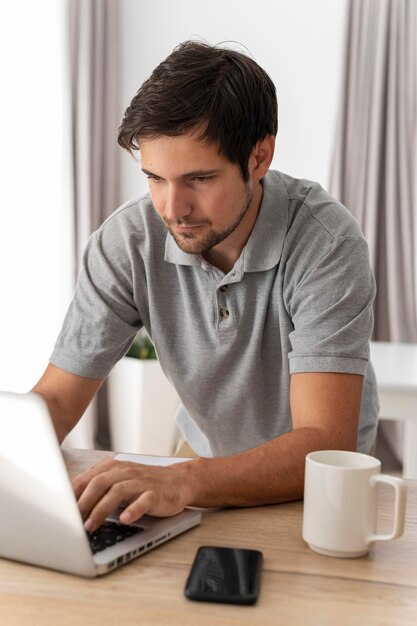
[0,391,201,577]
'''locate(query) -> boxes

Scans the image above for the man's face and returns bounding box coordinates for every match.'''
[140,129,256,256]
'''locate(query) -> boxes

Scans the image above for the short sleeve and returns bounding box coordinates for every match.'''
[50,231,141,378]
[287,236,376,375]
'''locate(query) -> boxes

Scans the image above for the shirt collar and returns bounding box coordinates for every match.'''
[242,170,289,272]
[164,170,289,273]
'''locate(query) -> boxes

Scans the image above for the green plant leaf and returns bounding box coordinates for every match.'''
[126,330,157,359]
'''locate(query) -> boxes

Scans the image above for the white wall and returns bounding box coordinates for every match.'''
[0,0,73,392]
[120,0,347,201]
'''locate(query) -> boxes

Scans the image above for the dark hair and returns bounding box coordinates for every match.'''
[118,41,278,181]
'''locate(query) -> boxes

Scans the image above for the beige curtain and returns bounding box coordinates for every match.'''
[69,0,122,274]
[329,0,417,342]
[329,0,417,465]
[69,0,122,448]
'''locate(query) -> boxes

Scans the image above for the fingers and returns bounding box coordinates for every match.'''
[76,462,137,527]
[119,491,158,524]
[76,469,122,519]
[83,480,153,532]
[71,460,188,532]
[72,457,116,499]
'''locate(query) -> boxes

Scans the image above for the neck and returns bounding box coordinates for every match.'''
[204,181,263,274]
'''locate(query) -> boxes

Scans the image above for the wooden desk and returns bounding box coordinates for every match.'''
[1,449,417,626]
[370,341,417,478]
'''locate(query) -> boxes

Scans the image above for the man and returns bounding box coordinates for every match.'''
[33,41,378,533]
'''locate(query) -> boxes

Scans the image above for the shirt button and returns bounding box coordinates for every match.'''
[220,308,230,319]
[220,285,229,292]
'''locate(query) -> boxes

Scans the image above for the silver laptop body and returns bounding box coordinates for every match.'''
[0,391,201,577]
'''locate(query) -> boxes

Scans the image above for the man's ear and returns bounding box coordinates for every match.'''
[249,135,275,181]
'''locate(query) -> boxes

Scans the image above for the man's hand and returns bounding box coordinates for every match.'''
[72,458,195,532]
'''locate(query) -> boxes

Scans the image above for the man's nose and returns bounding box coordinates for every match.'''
[164,184,192,221]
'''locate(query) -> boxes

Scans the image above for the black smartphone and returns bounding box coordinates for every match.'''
[184,546,263,605]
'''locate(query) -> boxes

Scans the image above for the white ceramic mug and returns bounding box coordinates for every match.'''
[302,450,407,558]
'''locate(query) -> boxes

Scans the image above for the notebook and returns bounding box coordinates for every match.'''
[0,391,201,577]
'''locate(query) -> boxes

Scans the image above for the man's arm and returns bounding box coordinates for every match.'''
[32,364,104,443]
[73,371,363,531]
[185,372,362,506]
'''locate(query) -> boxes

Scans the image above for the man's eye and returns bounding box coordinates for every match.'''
[190,175,212,184]
[147,175,162,183]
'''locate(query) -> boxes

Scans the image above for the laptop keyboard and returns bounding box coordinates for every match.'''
[87,520,144,554]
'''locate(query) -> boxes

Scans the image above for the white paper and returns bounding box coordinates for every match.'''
[114,453,193,466]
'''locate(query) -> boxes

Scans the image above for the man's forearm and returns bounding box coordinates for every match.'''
[181,426,349,508]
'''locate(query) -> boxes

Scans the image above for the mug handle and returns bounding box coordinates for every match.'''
[366,474,407,544]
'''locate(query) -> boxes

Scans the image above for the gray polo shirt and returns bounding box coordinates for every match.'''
[50,170,378,456]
